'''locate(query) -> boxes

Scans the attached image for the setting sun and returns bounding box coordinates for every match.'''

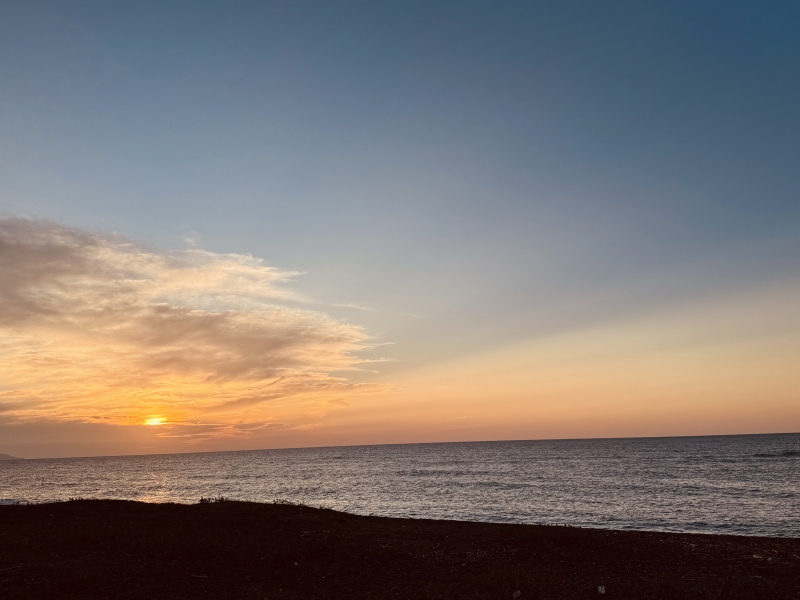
[144,417,166,426]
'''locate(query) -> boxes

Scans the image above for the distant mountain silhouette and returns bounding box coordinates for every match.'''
[0,453,23,460]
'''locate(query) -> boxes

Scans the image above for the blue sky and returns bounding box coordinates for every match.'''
[1,1,799,455]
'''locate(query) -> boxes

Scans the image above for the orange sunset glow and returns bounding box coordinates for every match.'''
[1,216,798,458]
[0,218,385,452]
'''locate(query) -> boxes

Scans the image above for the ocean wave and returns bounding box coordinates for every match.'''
[753,450,800,458]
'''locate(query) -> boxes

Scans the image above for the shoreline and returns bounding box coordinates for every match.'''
[0,497,794,540]
[2,500,798,599]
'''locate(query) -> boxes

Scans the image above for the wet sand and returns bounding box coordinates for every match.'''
[1,499,798,599]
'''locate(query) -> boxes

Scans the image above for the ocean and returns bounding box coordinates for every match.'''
[1,433,798,537]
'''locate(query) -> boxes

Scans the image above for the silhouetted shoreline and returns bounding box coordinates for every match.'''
[1,499,797,599]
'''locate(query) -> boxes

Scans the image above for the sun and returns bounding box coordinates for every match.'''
[144,417,166,426]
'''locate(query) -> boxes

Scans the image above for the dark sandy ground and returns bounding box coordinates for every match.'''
[1,499,798,599]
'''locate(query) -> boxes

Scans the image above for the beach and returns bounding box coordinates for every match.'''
[1,499,797,599]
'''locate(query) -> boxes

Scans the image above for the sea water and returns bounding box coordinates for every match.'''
[1,434,798,537]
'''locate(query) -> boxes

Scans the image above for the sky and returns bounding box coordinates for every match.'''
[1,0,799,458]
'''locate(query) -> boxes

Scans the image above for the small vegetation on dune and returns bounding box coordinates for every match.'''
[198,496,228,504]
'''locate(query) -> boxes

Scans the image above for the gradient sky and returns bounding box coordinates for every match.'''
[1,1,799,458]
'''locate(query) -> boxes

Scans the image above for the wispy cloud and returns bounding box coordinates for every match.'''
[331,303,379,312]
[0,218,380,437]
